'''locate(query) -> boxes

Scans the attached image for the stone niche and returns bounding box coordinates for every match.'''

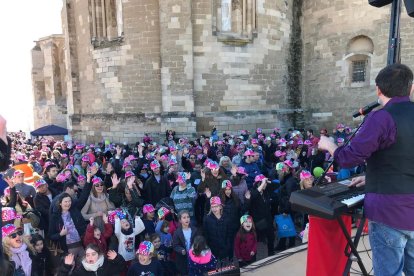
[212,0,258,45]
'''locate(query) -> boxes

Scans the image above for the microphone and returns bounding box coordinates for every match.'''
[352,100,381,118]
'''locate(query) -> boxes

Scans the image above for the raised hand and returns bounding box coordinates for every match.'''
[205,187,211,199]
[244,190,251,200]
[231,165,237,176]
[64,253,75,265]
[107,250,117,260]
[111,174,120,188]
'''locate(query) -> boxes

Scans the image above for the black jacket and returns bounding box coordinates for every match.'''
[58,254,125,276]
[33,191,56,232]
[143,174,171,206]
[203,213,231,260]
[49,207,87,252]
[43,175,62,196]
[172,225,199,274]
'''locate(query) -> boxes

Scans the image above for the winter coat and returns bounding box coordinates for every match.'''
[33,192,55,232]
[83,222,113,253]
[172,225,199,275]
[81,194,115,232]
[234,231,257,262]
[239,160,261,188]
[202,213,231,260]
[143,174,171,206]
[188,249,217,276]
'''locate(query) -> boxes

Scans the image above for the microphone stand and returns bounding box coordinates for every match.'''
[315,115,367,186]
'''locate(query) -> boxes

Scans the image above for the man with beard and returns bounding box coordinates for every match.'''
[144,160,171,206]
[43,163,61,195]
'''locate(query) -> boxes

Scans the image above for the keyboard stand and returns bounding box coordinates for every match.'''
[337,214,369,276]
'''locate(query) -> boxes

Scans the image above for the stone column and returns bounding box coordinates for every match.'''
[159,0,196,136]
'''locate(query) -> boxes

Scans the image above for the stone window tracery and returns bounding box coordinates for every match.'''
[89,0,124,48]
[212,0,257,45]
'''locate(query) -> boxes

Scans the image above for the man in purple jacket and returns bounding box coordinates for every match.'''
[319,63,414,276]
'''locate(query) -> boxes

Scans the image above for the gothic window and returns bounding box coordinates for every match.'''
[212,0,257,44]
[89,0,124,48]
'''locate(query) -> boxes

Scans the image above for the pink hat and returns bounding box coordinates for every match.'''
[77,175,86,182]
[236,167,248,175]
[161,155,169,161]
[283,160,294,168]
[2,224,22,238]
[92,177,103,185]
[81,155,90,162]
[15,153,27,161]
[300,170,313,181]
[168,158,178,166]
[304,140,312,146]
[274,127,281,132]
[75,144,85,150]
[240,215,252,225]
[176,172,187,184]
[337,138,345,143]
[44,161,56,169]
[337,123,345,129]
[13,170,24,178]
[169,145,177,152]
[279,138,287,144]
[2,208,22,222]
[143,204,155,214]
[128,155,138,161]
[125,171,135,178]
[243,149,255,157]
[275,150,286,157]
[122,161,132,168]
[56,173,68,183]
[150,160,161,170]
[157,207,171,219]
[217,140,224,145]
[4,187,10,197]
[210,196,222,206]
[34,179,47,189]
[205,160,219,170]
[258,134,265,139]
[137,241,154,256]
[251,139,258,144]
[221,180,232,189]
[297,140,303,145]
[256,128,262,133]
[254,174,266,182]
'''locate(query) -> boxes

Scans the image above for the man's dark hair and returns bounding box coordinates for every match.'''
[307,129,314,135]
[375,63,413,98]
[63,181,76,191]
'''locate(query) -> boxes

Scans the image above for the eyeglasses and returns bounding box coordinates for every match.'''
[9,230,23,239]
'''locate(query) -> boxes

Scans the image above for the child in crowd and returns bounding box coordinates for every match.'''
[150,233,175,275]
[173,209,198,275]
[114,211,145,268]
[156,220,173,249]
[141,204,157,239]
[234,215,257,267]
[156,206,178,236]
[30,233,54,275]
[188,235,218,276]
[127,241,164,276]
[83,214,113,253]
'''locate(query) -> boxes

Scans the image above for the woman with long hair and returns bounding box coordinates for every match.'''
[81,176,115,232]
[2,224,37,276]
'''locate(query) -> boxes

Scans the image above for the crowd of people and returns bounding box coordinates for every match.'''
[0,124,363,276]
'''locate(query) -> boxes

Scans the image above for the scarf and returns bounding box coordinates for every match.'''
[10,243,32,276]
[81,255,105,272]
[90,193,107,204]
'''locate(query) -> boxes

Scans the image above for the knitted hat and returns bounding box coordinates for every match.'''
[254,174,266,182]
[169,145,177,152]
[143,204,155,214]
[221,180,232,189]
[210,196,222,206]
[251,139,259,145]
[92,177,103,185]
[275,162,286,171]
[65,164,74,171]
[168,158,178,166]
[205,160,219,170]
[337,123,345,129]
[157,207,171,220]
[137,241,154,256]
[122,161,132,169]
[90,162,100,169]
[76,144,85,150]
[81,155,90,162]
[304,140,312,146]
[125,171,135,179]
[2,224,22,238]
[56,173,68,183]
[240,215,252,225]
[150,160,161,170]
[77,175,86,182]
[300,170,313,181]
[34,179,47,189]
[2,208,22,222]
[283,160,294,168]
[279,138,287,144]
[297,140,303,145]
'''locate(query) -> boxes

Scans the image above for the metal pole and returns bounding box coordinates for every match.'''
[387,0,402,65]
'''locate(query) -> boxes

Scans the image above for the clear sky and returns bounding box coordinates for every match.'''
[0,1,63,132]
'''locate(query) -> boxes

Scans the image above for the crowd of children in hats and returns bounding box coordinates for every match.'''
[0,124,364,276]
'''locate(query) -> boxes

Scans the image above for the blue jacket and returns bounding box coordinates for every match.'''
[240,160,261,189]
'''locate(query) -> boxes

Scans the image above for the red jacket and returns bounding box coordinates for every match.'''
[234,231,257,261]
[83,223,113,253]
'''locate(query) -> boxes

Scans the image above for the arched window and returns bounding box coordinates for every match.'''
[344,36,374,87]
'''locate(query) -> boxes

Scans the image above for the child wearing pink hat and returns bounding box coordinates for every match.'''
[128,241,163,275]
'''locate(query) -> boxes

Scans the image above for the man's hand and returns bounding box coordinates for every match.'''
[349,175,366,188]
[318,136,338,155]
[0,115,7,145]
